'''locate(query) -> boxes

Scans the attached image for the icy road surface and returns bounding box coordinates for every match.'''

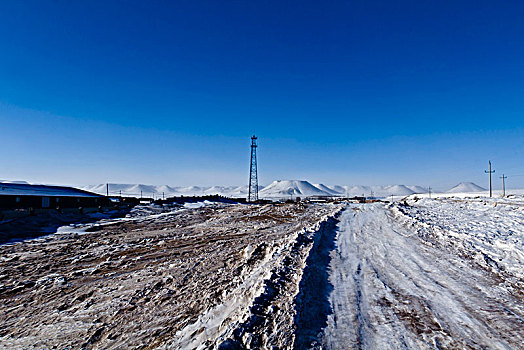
[318,204,524,349]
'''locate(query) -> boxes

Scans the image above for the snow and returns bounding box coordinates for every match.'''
[0,202,343,349]
[393,195,524,282]
[259,180,330,197]
[183,201,213,209]
[318,202,524,348]
[0,182,102,197]
[0,180,29,184]
[335,184,420,197]
[446,182,486,193]
[381,184,416,196]
[82,184,255,198]
[1,194,523,347]
[327,185,347,193]
[84,181,437,200]
[314,183,343,195]
[406,185,428,193]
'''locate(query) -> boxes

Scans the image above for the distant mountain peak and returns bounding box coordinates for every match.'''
[259,180,329,197]
[446,182,486,193]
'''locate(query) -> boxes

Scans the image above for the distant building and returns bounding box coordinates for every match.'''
[0,183,109,211]
[307,195,334,203]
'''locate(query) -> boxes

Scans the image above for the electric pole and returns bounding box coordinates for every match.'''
[106,183,109,196]
[485,161,495,197]
[428,186,432,199]
[500,174,507,197]
[248,135,259,202]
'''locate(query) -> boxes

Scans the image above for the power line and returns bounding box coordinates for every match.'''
[485,160,495,197]
[500,174,507,197]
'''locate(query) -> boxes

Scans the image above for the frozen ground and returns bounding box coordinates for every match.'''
[1,195,523,349]
[395,195,524,286]
[315,202,524,349]
[302,194,524,349]
[0,202,342,349]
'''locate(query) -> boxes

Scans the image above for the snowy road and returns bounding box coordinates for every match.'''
[319,204,524,349]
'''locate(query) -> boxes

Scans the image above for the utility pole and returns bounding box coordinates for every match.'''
[248,135,259,202]
[106,183,109,196]
[163,192,165,200]
[500,174,507,197]
[485,161,495,197]
[140,190,143,198]
[428,186,432,199]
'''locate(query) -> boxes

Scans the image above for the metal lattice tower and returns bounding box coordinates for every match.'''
[248,135,258,202]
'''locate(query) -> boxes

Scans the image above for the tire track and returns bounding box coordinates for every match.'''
[320,204,524,349]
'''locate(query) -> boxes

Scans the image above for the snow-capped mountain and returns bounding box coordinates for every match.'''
[406,185,428,193]
[82,184,256,198]
[446,182,486,193]
[314,183,344,195]
[259,180,330,197]
[82,180,436,199]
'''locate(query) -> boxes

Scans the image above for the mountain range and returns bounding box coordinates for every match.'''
[81,180,489,199]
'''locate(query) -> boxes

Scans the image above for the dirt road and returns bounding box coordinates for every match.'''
[315,204,524,349]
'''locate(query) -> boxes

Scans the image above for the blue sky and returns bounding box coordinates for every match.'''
[1,0,523,190]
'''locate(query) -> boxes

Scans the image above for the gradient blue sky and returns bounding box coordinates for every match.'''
[1,0,523,190]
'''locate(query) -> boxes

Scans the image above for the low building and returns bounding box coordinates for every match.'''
[0,183,110,211]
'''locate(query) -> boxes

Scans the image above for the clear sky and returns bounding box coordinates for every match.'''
[1,0,523,190]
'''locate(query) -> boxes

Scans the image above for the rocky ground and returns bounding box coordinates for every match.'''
[0,202,342,349]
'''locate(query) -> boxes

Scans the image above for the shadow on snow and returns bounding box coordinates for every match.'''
[293,214,341,349]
